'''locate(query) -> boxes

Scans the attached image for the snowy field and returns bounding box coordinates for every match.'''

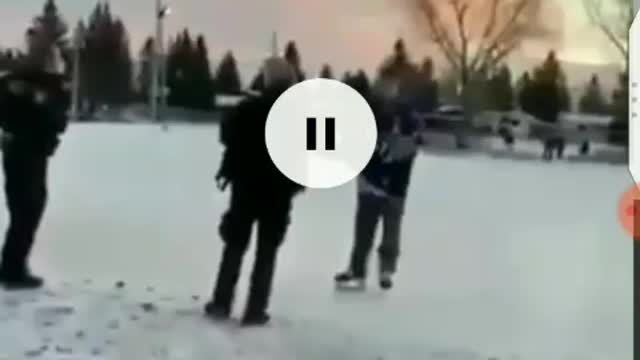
[0,123,633,360]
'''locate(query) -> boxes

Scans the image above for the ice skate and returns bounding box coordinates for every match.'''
[334,271,366,291]
[241,311,271,326]
[379,270,393,290]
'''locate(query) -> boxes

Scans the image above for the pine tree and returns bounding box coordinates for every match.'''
[516,71,534,113]
[166,34,181,106]
[522,51,570,122]
[341,71,352,84]
[578,74,608,115]
[193,35,214,109]
[344,69,370,97]
[249,71,264,92]
[378,38,414,79]
[167,29,196,107]
[33,0,69,72]
[559,81,571,112]
[376,38,419,101]
[354,70,371,96]
[109,18,133,103]
[81,2,106,109]
[413,57,439,111]
[466,66,491,113]
[137,37,154,100]
[214,51,242,94]
[0,50,9,71]
[284,41,304,80]
[80,3,133,106]
[35,0,68,48]
[319,64,333,79]
[610,72,628,146]
[420,57,434,79]
[164,31,215,110]
[179,29,195,106]
[0,48,22,71]
[487,65,514,111]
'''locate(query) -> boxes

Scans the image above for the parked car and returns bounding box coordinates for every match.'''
[489,110,534,139]
[415,105,471,149]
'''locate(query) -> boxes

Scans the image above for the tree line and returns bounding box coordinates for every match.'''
[0,0,628,139]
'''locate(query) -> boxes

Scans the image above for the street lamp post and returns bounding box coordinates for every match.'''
[150,0,170,123]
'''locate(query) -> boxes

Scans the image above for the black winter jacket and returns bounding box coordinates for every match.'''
[0,69,69,156]
[217,89,304,197]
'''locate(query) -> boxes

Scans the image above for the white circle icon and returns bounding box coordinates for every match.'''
[265,79,377,189]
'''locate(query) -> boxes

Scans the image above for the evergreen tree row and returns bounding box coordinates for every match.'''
[79,2,133,109]
[165,30,214,110]
[0,0,628,140]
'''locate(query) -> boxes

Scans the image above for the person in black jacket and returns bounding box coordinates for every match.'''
[335,101,420,290]
[0,27,69,289]
[205,57,303,326]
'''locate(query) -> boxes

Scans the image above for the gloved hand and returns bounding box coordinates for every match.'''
[215,174,229,191]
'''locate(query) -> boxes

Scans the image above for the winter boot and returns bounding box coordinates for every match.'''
[241,311,271,327]
[379,271,393,290]
[0,269,43,290]
[204,301,230,321]
[334,271,365,290]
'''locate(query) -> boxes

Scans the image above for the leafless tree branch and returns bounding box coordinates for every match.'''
[411,0,548,84]
[583,0,631,62]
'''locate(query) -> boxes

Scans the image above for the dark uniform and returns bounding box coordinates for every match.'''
[0,68,69,289]
[206,87,303,325]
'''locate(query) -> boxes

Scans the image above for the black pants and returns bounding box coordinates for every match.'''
[543,137,565,161]
[349,194,404,278]
[212,183,292,315]
[1,150,48,275]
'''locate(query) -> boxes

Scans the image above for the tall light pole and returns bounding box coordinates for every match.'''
[71,22,85,121]
[150,0,170,122]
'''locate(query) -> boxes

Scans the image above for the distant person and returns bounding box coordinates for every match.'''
[579,141,590,156]
[497,117,515,150]
[578,125,590,156]
[205,57,304,326]
[0,27,69,289]
[335,101,420,290]
[543,136,565,161]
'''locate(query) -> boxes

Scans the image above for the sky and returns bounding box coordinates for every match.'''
[0,0,626,82]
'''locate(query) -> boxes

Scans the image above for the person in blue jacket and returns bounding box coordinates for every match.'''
[335,101,421,290]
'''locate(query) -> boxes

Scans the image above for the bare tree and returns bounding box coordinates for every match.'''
[408,0,554,147]
[583,0,632,71]
[409,0,551,85]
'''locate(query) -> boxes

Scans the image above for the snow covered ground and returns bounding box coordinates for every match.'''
[0,123,633,360]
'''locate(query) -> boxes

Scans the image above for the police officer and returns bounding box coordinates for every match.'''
[205,57,304,326]
[0,27,70,289]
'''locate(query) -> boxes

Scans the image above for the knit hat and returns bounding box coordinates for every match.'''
[262,57,298,90]
[24,25,63,74]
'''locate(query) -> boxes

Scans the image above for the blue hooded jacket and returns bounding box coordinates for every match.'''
[359,102,420,199]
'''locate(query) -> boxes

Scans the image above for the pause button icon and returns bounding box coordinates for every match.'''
[264,78,377,189]
[306,117,335,151]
